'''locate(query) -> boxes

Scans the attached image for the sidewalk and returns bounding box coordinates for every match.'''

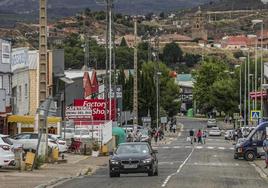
[253,159,268,179]
[0,154,109,188]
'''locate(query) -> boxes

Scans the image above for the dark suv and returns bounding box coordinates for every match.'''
[109,142,158,177]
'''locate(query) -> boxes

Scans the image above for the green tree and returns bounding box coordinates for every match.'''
[193,58,228,114]
[120,37,128,47]
[162,42,183,66]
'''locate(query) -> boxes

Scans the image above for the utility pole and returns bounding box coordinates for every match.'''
[133,17,138,125]
[38,0,48,158]
[83,11,89,70]
[108,0,112,120]
[155,34,160,130]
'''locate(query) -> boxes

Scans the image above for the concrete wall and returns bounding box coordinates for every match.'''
[65,78,83,106]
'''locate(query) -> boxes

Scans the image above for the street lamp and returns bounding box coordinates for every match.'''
[239,57,247,127]
[235,64,242,127]
[252,19,264,120]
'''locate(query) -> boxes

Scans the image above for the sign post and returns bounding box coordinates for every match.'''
[250,110,261,124]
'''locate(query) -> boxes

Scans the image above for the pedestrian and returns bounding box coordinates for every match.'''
[172,124,176,133]
[202,130,207,144]
[263,135,268,168]
[189,129,194,144]
[154,130,159,144]
[229,116,232,124]
[196,129,202,144]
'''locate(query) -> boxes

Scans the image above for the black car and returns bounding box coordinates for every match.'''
[109,142,158,177]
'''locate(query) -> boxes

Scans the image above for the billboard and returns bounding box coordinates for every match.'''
[65,106,92,119]
[11,48,29,72]
[2,42,11,64]
[74,99,116,120]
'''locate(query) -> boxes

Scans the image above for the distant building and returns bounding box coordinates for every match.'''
[175,74,194,113]
[158,33,193,47]
[191,7,208,41]
[0,39,12,135]
[117,35,142,48]
[220,35,257,49]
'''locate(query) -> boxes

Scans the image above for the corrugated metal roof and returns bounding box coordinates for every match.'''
[65,70,93,79]
[28,50,39,70]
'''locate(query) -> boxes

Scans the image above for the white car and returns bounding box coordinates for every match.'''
[10,133,58,152]
[0,134,15,168]
[209,127,221,136]
[48,134,68,153]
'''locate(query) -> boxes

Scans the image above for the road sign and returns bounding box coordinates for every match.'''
[233,113,240,120]
[250,110,261,121]
[160,117,168,124]
[142,117,151,123]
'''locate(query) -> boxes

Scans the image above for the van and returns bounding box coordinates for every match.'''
[234,122,268,161]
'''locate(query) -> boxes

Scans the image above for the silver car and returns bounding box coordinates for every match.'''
[207,119,217,128]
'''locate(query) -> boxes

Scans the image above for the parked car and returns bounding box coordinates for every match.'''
[48,134,68,153]
[207,118,217,128]
[10,133,58,152]
[0,134,15,168]
[234,122,268,161]
[208,127,221,136]
[74,128,99,140]
[109,142,158,177]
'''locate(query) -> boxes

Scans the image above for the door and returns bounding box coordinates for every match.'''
[16,133,31,150]
[251,129,266,156]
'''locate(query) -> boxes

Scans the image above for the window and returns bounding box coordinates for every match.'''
[18,86,22,101]
[0,75,3,89]
[30,134,38,139]
[252,130,265,142]
[24,84,28,99]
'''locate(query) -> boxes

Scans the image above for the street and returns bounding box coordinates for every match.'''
[55,118,268,188]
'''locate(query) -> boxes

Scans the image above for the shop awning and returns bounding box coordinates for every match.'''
[7,115,61,124]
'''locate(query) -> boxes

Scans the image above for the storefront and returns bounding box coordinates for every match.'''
[7,115,61,135]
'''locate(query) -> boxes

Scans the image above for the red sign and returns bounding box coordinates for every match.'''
[74,99,116,120]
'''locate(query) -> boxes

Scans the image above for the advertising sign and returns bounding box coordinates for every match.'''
[160,117,168,124]
[2,42,11,64]
[11,48,29,72]
[74,99,116,120]
[65,106,92,119]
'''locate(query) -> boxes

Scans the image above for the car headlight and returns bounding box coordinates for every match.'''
[237,147,243,153]
[142,158,152,164]
[110,160,119,165]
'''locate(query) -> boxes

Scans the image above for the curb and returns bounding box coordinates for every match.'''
[251,161,268,179]
[34,166,93,188]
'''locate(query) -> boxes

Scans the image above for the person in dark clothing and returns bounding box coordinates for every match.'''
[189,129,194,144]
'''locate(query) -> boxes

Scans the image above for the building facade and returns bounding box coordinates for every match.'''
[0,39,12,134]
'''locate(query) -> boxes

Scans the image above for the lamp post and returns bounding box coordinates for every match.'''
[239,57,247,127]
[235,65,242,127]
[252,19,264,120]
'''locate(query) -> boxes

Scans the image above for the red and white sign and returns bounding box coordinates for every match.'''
[65,106,92,119]
[74,99,116,120]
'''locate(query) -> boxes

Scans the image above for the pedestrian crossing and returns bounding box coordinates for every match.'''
[153,145,235,151]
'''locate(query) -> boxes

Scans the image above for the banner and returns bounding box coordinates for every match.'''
[66,106,92,119]
[74,99,116,120]
[11,48,29,72]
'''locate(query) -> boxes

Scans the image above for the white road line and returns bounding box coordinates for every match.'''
[163,146,170,149]
[218,147,225,150]
[161,147,195,187]
[229,147,235,150]
[185,146,192,149]
[196,146,203,149]
[207,146,214,149]
[173,146,181,149]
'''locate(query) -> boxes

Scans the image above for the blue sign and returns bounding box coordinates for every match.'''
[250,110,261,121]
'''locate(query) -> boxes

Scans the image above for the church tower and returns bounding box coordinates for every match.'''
[191,7,208,41]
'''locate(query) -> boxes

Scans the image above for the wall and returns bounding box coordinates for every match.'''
[65,78,83,106]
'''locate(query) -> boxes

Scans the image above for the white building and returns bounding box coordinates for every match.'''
[11,48,30,115]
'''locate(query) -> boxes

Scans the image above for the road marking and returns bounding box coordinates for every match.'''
[173,146,181,149]
[218,147,225,150]
[196,146,203,149]
[190,162,240,167]
[229,147,235,150]
[185,146,192,149]
[207,146,214,149]
[161,147,194,187]
[163,146,170,149]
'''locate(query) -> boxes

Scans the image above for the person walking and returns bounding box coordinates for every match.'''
[202,130,207,144]
[154,130,159,144]
[263,135,268,168]
[189,129,194,144]
[196,129,202,144]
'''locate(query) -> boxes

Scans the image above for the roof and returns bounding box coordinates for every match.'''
[65,70,94,80]
[221,35,248,46]
[177,74,193,82]
[159,33,193,42]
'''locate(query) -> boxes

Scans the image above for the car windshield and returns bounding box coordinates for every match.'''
[64,129,74,133]
[116,144,150,155]
[1,136,13,145]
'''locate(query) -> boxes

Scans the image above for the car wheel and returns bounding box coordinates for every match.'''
[244,151,256,161]
[234,155,238,159]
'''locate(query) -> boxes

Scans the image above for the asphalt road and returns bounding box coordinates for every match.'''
[55,118,268,188]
